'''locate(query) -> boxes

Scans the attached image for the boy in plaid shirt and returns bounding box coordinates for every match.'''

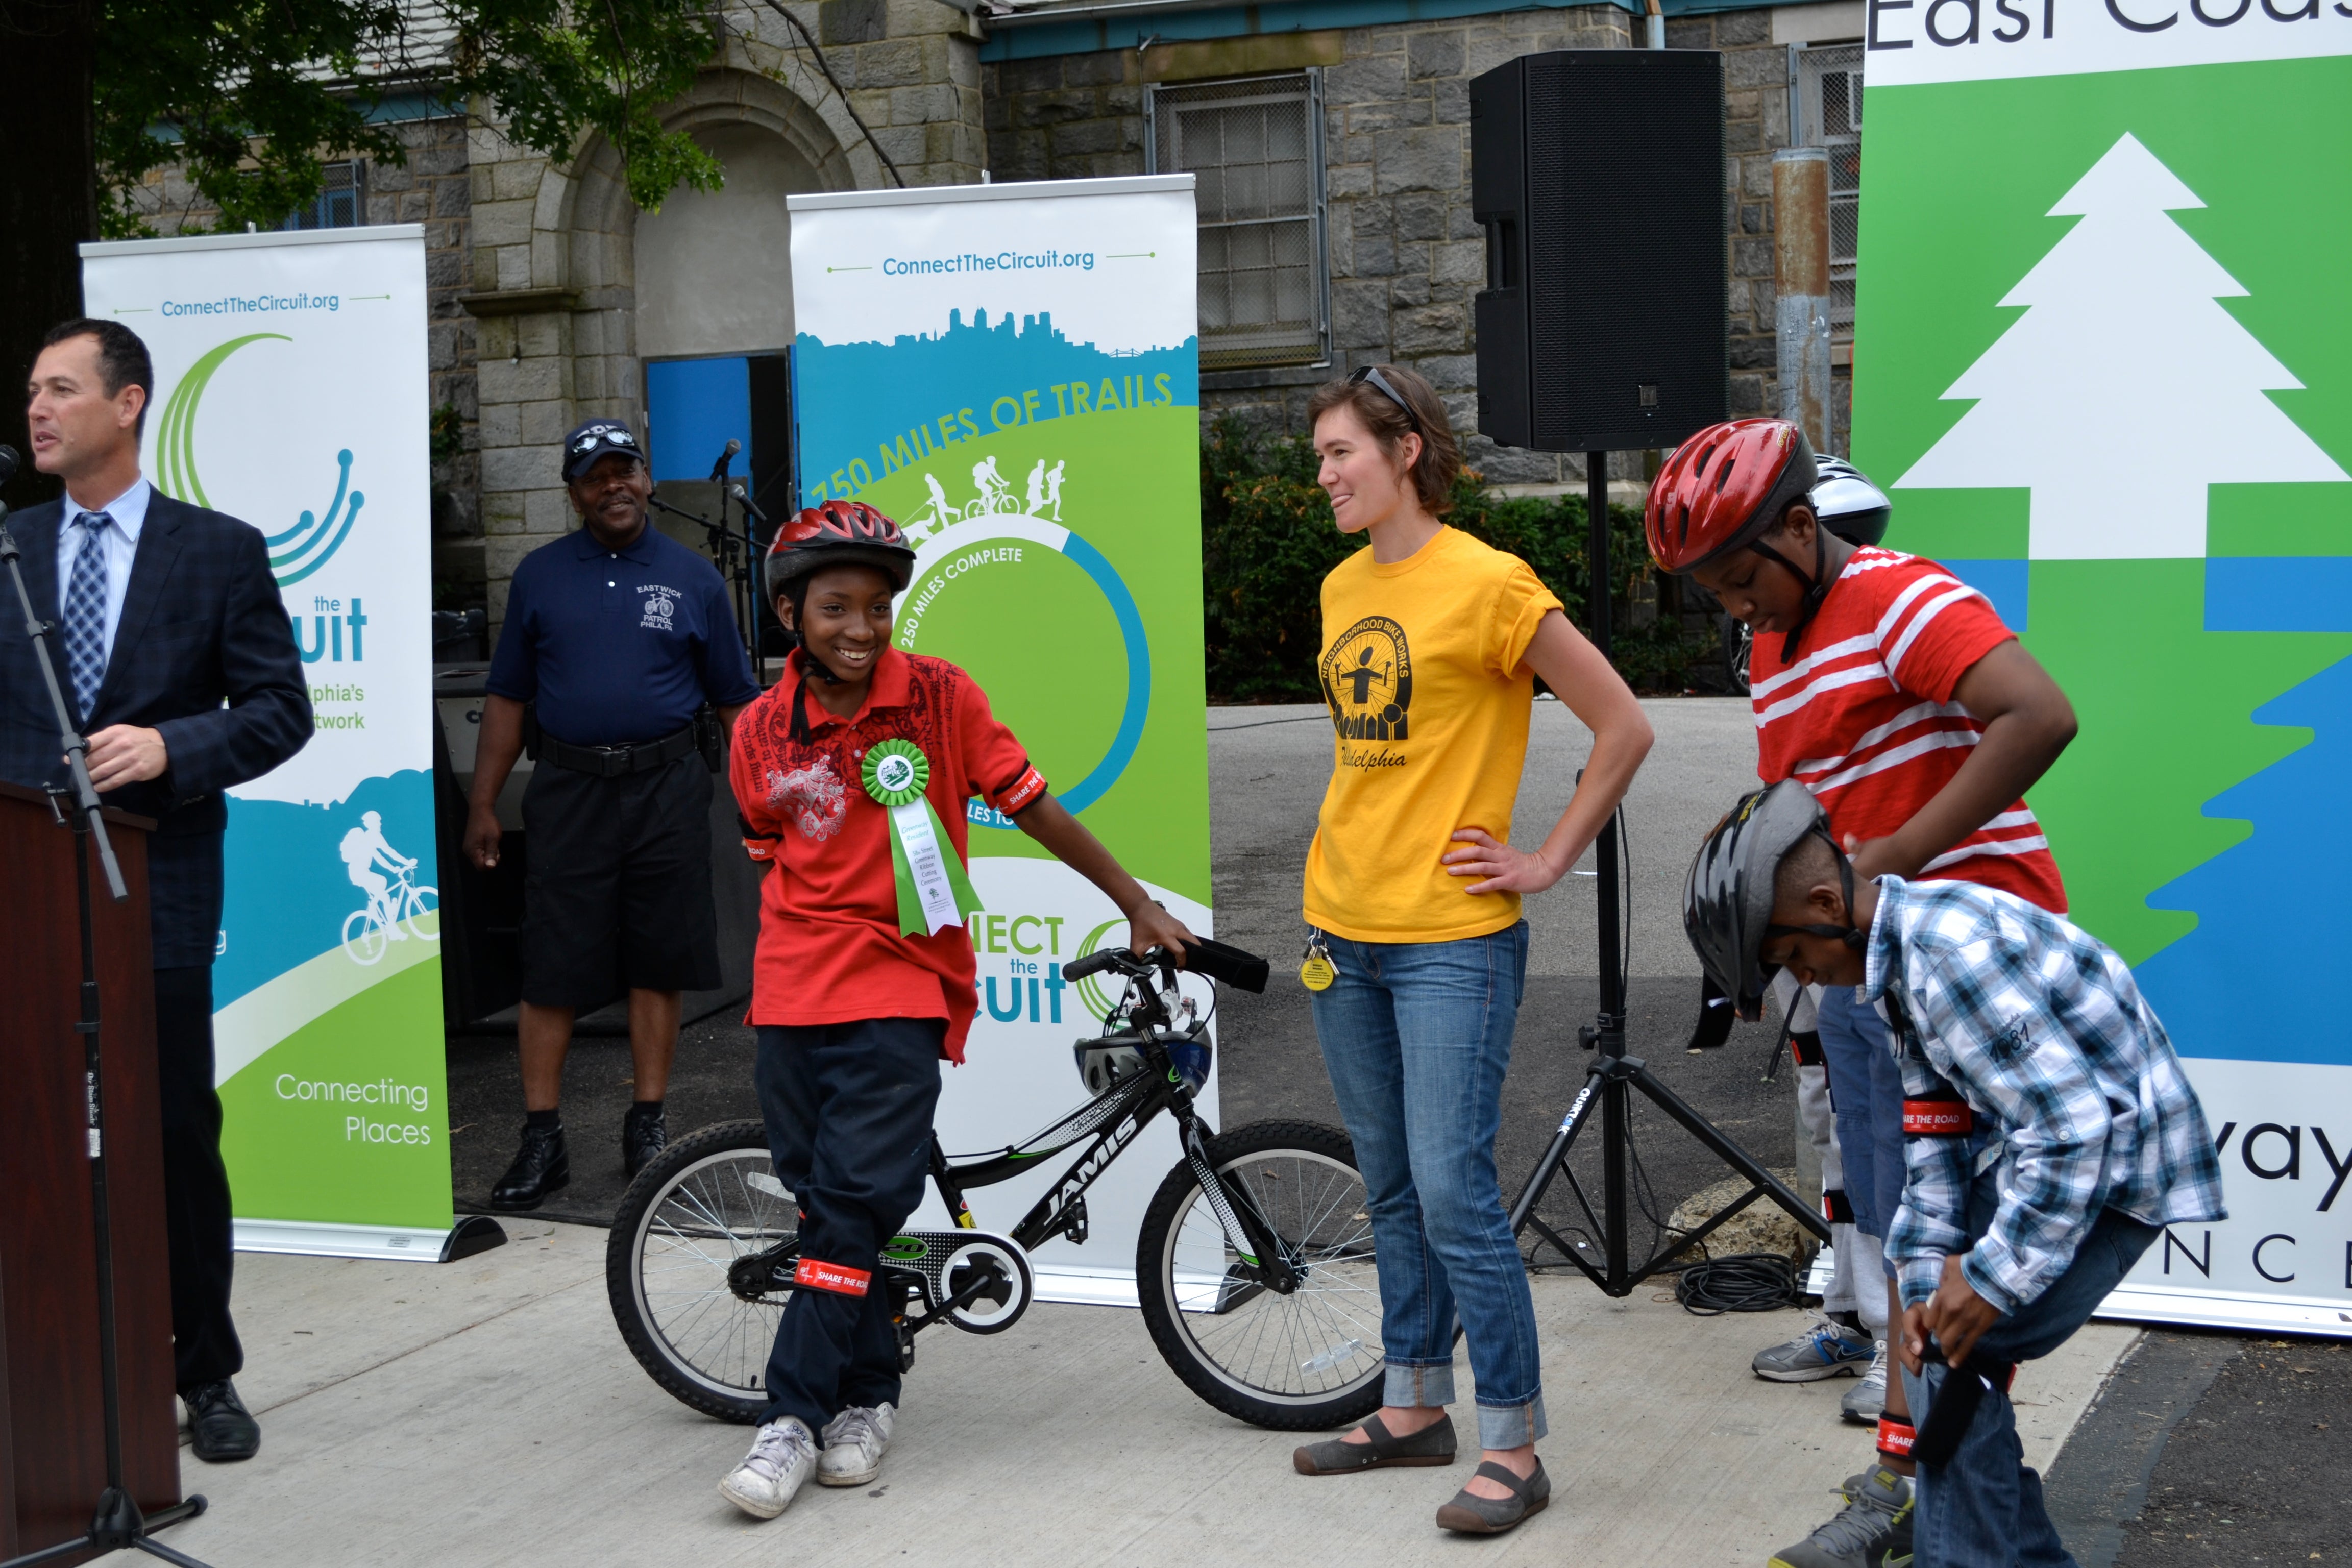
[1687,781,2225,1567]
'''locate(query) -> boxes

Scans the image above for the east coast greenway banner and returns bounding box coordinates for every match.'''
[787,175,1207,1302]
[81,227,456,1261]
[1855,8,2352,1333]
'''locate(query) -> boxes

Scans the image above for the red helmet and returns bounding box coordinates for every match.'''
[1644,419,1819,575]
[765,500,917,598]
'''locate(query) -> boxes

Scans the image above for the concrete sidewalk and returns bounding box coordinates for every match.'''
[119,1223,2135,1568]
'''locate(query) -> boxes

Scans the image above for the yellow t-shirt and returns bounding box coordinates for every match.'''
[1302,526,1564,943]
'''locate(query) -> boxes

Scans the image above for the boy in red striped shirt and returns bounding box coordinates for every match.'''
[1649,421,2077,1568]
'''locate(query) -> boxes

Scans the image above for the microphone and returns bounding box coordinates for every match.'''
[708,438,741,483]
[729,482,768,524]
[0,444,18,485]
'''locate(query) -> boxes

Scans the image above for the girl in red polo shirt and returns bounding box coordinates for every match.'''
[716,501,1193,1521]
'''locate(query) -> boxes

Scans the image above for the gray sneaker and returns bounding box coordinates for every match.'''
[1841,1340,1890,1425]
[1753,1318,1876,1383]
[817,1402,894,1487]
[1767,1467,1914,1568]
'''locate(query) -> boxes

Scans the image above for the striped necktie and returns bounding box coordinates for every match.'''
[63,511,111,726]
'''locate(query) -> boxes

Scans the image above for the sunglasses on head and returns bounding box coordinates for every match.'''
[1349,365,1423,436]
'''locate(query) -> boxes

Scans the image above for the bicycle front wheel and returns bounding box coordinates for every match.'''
[1136,1120,1385,1431]
[607,1120,791,1424]
[403,885,440,941]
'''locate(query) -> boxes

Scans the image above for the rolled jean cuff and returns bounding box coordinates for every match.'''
[1476,1393,1547,1451]
[1383,1360,1456,1409]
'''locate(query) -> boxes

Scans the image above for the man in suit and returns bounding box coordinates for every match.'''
[3,319,312,1462]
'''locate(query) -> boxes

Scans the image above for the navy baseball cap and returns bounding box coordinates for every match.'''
[561,419,643,482]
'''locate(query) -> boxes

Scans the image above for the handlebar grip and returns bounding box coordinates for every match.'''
[1061,948,1124,982]
[1180,938,1270,994]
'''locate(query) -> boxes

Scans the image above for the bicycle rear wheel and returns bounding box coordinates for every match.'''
[607,1120,789,1424]
[1136,1120,1385,1431]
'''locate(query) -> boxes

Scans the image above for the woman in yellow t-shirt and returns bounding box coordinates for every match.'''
[1287,365,1653,1535]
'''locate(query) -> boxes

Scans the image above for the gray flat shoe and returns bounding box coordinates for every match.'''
[1292,1412,1458,1475]
[1436,1459,1550,1534]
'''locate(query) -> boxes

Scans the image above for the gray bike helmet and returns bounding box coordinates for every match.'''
[1809,456,1892,548]
[1684,780,1858,1020]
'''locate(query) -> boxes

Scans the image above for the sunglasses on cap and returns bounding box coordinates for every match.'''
[1349,365,1424,436]
[571,425,638,453]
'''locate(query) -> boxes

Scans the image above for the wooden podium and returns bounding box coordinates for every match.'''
[0,781,182,1565]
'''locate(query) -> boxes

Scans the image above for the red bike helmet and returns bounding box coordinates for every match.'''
[765,500,917,599]
[1646,419,1835,657]
[1645,419,1819,575]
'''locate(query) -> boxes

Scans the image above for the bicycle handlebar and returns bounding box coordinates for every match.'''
[1061,939,1269,994]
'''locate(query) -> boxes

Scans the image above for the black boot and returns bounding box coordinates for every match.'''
[490,1121,569,1210]
[622,1101,668,1178]
[183,1379,261,1462]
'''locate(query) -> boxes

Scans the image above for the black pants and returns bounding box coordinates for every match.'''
[155,965,243,1393]
[519,756,720,1008]
[755,1018,944,1433]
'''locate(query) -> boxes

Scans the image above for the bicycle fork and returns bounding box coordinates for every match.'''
[1182,1119,1298,1292]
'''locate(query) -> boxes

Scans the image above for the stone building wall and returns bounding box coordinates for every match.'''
[462,0,990,625]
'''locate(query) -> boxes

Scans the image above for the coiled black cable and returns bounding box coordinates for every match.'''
[1673,1252,1802,1315]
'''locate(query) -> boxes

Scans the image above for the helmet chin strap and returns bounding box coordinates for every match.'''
[1747,524,1833,662]
[1764,827,1868,953]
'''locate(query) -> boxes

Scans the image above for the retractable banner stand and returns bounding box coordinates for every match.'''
[1856,14,2352,1333]
[787,176,1206,1304]
[81,227,464,1262]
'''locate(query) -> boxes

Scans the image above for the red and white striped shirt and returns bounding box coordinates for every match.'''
[1749,548,2066,914]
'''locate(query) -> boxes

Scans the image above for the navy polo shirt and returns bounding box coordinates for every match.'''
[487,524,761,746]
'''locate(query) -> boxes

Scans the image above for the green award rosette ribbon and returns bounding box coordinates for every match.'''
[862,737,984,936]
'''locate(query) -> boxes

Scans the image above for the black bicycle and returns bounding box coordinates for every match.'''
[605,941,1384,1431]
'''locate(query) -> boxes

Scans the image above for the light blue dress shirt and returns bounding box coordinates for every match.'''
[55,475,151,667]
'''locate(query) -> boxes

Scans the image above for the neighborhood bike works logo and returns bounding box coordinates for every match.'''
[153,332,365,586]
[1320,617,1413,742]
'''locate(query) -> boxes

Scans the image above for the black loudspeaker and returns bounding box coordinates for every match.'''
[1472,50,1727,453]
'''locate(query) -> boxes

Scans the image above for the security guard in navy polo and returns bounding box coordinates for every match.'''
[465,419,762,1209]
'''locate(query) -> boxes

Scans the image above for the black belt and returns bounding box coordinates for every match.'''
[538,724,698,778]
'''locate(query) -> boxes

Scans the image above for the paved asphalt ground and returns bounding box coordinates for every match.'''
[445,697,2350,1562]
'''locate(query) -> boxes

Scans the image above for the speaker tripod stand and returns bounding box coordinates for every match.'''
[1505,451,1829,1295]
[0,502,215,1568]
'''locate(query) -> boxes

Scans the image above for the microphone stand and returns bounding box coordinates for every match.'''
[0,509,215,1567]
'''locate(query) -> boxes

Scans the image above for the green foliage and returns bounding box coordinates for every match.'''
[95,0,725,240]
[1200,416,1703,702]
[429,401,467,469]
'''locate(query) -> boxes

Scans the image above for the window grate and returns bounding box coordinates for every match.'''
[283,160,368,231]
[1797,45,1862,330]
[1147,72,1329,371]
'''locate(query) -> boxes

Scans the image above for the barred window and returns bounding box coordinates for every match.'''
[283,160,367,231]
[1796,45,1862,330]
[1147,72,1330,371]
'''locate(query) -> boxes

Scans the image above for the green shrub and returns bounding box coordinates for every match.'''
[1200,416,1703,702]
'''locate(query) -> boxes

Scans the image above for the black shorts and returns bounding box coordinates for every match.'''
[519,754,722,1008]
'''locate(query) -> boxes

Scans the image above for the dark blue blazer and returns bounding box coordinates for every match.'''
[1,492,313,966]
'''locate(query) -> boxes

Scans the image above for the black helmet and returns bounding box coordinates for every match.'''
[1809,456,1891,548]
[1683,780,1855,1020]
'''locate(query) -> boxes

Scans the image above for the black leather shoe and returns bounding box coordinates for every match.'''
[184,1379,260,1463]
[489,1122,569,1210]
[622,1103,668,1178]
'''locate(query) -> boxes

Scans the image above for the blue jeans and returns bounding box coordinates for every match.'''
[1307,921,1546,1451]
[1817,984,1906,1249]
[1899,1172,2160,1568]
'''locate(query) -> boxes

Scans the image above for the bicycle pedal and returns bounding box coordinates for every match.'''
[880,1230,1034,1335]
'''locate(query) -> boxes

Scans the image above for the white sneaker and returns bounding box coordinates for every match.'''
[719,1417,818,1518]
[817,1402,895,1487]
[1841,1340,1890,1425]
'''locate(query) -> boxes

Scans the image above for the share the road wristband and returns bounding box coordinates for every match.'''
[862,738,983,936]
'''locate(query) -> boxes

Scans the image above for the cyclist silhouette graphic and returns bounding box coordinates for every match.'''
[341,810,416,942]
